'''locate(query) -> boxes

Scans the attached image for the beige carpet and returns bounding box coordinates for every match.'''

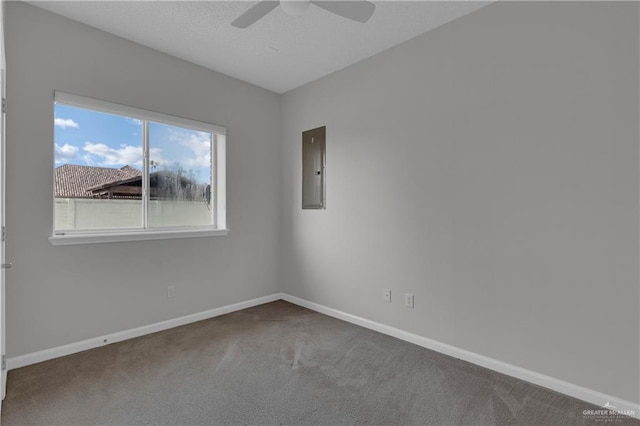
[2,301,635,425]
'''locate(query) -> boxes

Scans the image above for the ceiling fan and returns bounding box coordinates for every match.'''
[232,1,376,29]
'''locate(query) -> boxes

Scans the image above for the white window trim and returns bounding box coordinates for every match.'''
[48,228,229,246]
[54,92,227,135]
[50,91,228,245]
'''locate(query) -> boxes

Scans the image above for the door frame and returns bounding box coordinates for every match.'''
[1,0,8,404]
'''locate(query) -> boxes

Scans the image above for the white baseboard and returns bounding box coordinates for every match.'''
[281,293,639,420]
[7,293,282,370]
[7,292,638,420]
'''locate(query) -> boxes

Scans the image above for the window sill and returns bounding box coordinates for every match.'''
[49,228,229,246]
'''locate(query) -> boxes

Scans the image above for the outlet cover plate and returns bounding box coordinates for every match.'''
[404,293,414,308]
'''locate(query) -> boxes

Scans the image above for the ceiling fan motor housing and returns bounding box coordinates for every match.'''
[280,1,311,16]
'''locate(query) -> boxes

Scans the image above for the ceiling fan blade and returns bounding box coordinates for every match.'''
[311,1,375,23]
[232,1,280,29]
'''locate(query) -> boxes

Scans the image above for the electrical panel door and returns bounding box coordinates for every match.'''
[302,126,326,209]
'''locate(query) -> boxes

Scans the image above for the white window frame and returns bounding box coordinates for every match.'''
[49,91,228,246]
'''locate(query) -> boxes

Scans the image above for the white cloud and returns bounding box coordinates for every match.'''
[149,148,170,169]
[173,131,211,168]
[126,118,143,126]
[54,143,80,164]
[54,118,79,129]
[83,142,143,167]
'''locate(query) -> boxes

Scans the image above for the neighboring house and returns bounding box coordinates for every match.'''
[55,164,205,200]
[55,164,143,199]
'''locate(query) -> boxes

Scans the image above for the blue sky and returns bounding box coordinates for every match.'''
[54,104,212,183]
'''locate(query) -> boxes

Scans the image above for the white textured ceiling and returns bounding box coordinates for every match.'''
[28,1,490,93]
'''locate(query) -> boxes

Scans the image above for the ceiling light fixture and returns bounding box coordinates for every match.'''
[231,1,376,29]
[280,0,310,16]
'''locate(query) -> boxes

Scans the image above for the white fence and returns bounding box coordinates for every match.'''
[55,198,213,230]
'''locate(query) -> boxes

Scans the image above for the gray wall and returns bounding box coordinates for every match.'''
[5,2,281,357]
[280,2,639,403]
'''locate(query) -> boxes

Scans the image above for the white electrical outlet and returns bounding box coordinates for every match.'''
[167,285,175,298]
[383,289,391,303]
[404,293,414,308]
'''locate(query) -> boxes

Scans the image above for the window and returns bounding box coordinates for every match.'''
[50,92,227,245]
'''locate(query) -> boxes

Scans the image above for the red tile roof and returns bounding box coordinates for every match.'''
[55,164,142,198]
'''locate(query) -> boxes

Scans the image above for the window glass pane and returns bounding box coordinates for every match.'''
[148,122,213,228]
[54,104,143,230]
